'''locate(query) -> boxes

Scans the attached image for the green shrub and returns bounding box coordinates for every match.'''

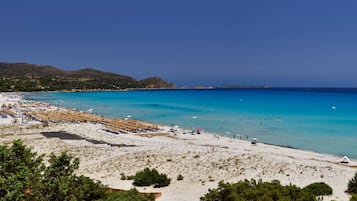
[177,174,184,181]
[73,175,107,200]
[133,168,155,186]
[120,173,126,180]
[0,140,153,201]
[0,139,45,200]
[200,179,318,201]
[97,188,153,201]
[154,173,171,188]
[348,173,357,194]
[350,194,357,201]
[303,182,333,196]
[133,167,171,188]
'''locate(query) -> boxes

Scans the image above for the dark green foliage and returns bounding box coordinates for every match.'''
[0,141,106,201]
[96,189,152,201]
[120,173,127,180]
[200,179,317,201]
[74,175,107,201]
[348,173,357,194]
[154,173,171,188]
[133,168,155,186]
[41,152,107,201]
[350,194,357,201]
[0,139,45,200]
[302,182,333,196]
[133,168,171,188]
[0,140,154,201]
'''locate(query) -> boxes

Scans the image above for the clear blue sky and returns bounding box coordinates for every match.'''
[1,0,357,87]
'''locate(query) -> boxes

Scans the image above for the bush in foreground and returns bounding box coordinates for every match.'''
[348,172,357,194]
[0,140,152,201]
[0,140,107,201]
[200,179,320,201]
[97,189,154,201]
[133,167,171,188]
[350,194,357,201]
[302,182,333,196]
[0,139,45,200]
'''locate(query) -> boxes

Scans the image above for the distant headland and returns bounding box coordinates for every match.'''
[0,62,175,92]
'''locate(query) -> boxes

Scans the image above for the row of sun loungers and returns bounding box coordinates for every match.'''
[0,104,18,118]
[23,109,159,134]
[1,100,160,134]
[103,119,159,134]
[25,110,103,123]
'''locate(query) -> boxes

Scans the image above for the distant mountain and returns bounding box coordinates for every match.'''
[0,62,175,92]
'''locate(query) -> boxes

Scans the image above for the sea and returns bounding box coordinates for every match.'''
[24,88,357,159]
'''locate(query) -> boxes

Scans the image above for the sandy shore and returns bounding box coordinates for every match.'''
[0,122,355,200]
[0,93,356,200]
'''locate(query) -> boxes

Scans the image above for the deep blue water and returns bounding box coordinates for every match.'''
[25,88,357,159]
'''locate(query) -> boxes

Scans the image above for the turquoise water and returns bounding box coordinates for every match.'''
[25,88,357,159]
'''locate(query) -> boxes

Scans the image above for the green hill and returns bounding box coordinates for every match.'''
[0,62,175,91]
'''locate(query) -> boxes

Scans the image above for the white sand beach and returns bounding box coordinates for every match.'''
[0,93,356,201]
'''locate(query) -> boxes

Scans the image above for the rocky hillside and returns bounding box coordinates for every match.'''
[0,62,175,92]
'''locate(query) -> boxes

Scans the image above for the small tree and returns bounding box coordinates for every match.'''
[0,139,45,200]
[0,140,154,201]
[40,152,107,201]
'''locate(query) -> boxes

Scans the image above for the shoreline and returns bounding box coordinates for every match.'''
[1,92,356,200]
[3,90,357,164]
[8,91,357,162]
[22,90,355,160]
[20,91,356,160]
[19,86,357,93]
[2,122,356,200]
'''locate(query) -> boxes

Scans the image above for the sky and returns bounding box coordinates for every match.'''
[1,0,357,87]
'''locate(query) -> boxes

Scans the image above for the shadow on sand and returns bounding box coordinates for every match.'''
[40,131,136,147]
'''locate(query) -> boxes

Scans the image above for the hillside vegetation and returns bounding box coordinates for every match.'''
[0,62,175,91]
